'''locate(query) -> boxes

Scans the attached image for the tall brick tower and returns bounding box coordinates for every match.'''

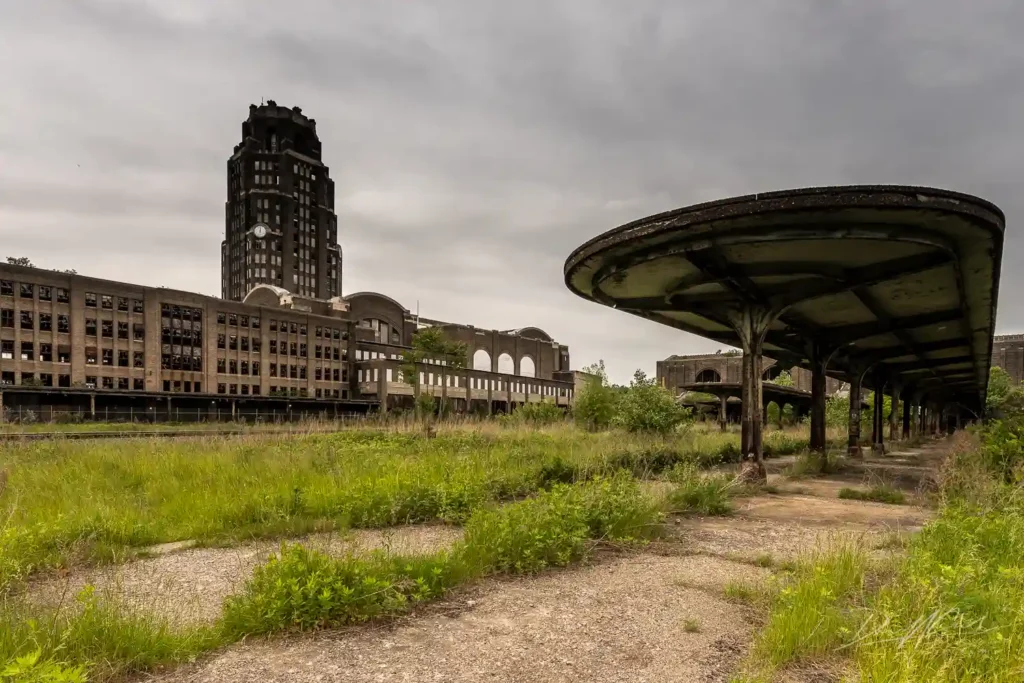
[222,101,342,301]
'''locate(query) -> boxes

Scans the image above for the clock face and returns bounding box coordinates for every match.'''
[253,224,267,238]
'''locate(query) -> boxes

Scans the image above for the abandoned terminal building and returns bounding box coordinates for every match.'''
[0,102,576,421]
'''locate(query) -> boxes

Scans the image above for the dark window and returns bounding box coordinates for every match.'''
[299,324,307,336]
[38,373,52,387]
[117,297,128,312]
[101,320,113,338]
[0,309,12,328]
[315,326,322,338]
[269,319,278,331]
[117,377,129,390]
[290,342,297,356]
[39,313,52,332]
[101,294,113,310]
[218,383,226,394]
[20,310,33,330]
[162,380,170,391]
[217,358,226,373]
[20,342,33,361]
[133,378,144,390]
[0,340,11,359]
[229,335,237,350]
[0,280,12,296]
[102,376,113,389]
[270,363,277,377]
[183,381,191,393]
[299,344,307,358]
[229,359,238,374]
[56,288,69,304]
[241,384,249,395]
[57,346,71,363]
[228,313,237,326]
[194,381,201,393]
[60,374,71,388]
[270,339,278,354]
[133,351,144,368]
[133,323,145,341]
[315,367,322,380]
[86,319,98,336]
[333,328,341,340]
[252,338,261,352]
[333,368,340,381]
[299,388,308,398]
[333,347,340,361]
[117,321,129,340]
[252,385,260,395]
[39,343,52,362]
[252,316,260,329]
[252,360,260,375]
[290,322,297,334]
[101,349,113,366]
[85,376,97,389]
[0,372,12,386]
[39,286,51,302]
[240,315,249,327]
[240,360,249,375]
[217,312,226,324]
[132,299,144,314]
[217,334,226,349]
[315,345,322,359]
[21,373,35,385]
[19,282,33,299]
[57,314,69,333]
[85,347,97,365]
[229,383,238,394]
[240,336,249,352]
[118,350,129,367]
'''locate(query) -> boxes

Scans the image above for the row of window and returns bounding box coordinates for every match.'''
[1,340,71,363]
[0,281,71,303]
[216,311,260,328]
[215,313,346,341]
[0,371,144,391]
[217,359,261,375]
[217,383,262,395]
[1,309,71,332]
[85,293,145,313]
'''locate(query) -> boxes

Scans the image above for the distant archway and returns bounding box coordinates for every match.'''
[696,368,721,383]
[473,349,492,371]
[519,356,536,377]
[497,353,515,374]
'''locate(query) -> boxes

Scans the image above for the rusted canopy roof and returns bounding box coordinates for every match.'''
[565,186,1005,411]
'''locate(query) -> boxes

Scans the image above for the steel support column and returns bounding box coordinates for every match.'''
[902,392,912,439]
[889,384,902,443]
[847,367,866,458]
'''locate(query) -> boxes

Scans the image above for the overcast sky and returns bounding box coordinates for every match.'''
[2,0,1023,384]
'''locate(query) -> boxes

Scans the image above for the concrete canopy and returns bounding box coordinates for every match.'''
[564,186,1005,414]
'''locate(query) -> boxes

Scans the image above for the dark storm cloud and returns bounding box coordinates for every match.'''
[2,0,1023,382]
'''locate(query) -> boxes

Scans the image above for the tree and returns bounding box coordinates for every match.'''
[400,327,467,419]
[614,369,691,434]
[5,257,33,267]
[767,370,794,387]
[986,365,1024,418]
[572,360,617,431]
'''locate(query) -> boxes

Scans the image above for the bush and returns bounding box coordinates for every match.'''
[506,401,564,427]
[614,370,691,434]
[666,463,734,515]
[572,362,617,431]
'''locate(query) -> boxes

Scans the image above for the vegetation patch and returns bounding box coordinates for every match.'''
[666,463,734,516]
[837,485,907,505]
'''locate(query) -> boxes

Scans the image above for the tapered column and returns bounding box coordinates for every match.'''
[871,374,885,454]
[889,384,901,443]
[847,368,865,458]
[809,341,828,454]
[730,306,776,483]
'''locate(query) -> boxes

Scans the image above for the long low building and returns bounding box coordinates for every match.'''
[0,263,575,421]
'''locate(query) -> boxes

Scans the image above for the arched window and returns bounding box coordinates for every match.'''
[497,353,514,374]
[519,356,536,377]
[473,349,492,371]
[695,368,721,383]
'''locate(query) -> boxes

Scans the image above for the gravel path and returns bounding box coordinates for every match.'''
[26,525,463,626]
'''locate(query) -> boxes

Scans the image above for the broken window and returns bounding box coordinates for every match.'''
[217,383,226,394]
[133,323,144,341]
[39,313,52,332]
[269,319,277,331]
[299,366,307,380]
[0,340,12,359]
[315,345,322,359]
[229,360,237,374]
[217,334,226,349]
[39,343,52,362]
[252,361,260,375]
[290,342,297,356]
[100,294,112,309]
[59,374,71,388]
[101,349,113,366]
[290,322,297,334]
[117,297,128,312]
[289,364,298,379]
[20,342,34,361]
[118,321,129,340]
[102,376,113,389]
[0,372,12,386]
[56,288,69,303]
[20,310,33,329]
[217,358,226,373]
[334,368,341,382]
[229,335,237,350]
[315,367,322,381]
[240,336,249,352]
[19,282,33,299]
[38,286,51,302]
[0,309,12,328]
[117,377,129,390]
[299,343,307,358]
[57,345,71,363]
[252,338,261,352]
[57,314,69,333]
[240,360,249,375]
[252,384,260,395]
[0,280,12,296]
[132,299,144,314]
[240,315,249,327]
[270,363,277,377]
[217,312,226,324]
[228,313,237,326]
[269,339,277,354]
[85,319,97,336]
[118,350,129,367]
[229,384,238,395]
[101,320,113,338]
[252,316,260,329]
[134,351,144,368]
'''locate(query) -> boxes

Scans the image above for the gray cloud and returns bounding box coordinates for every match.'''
[2,0,1024,383]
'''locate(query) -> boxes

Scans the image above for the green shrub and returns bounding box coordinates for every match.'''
[0,650,86,683]
[666,463,734,515]
[572,362,617,431]
[506,401,565,427]
[577,472,664,542]
[222,545,455,636]
[614,370,691,434]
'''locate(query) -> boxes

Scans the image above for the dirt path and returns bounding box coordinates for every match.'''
[120,440,945,682]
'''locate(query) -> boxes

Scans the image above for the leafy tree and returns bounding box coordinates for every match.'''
[572,360,617,431]
[767,369,794,387]
[5,256,33,267]
[614,369,691,434]
[987,365,1024,418]
[400,327,467,419]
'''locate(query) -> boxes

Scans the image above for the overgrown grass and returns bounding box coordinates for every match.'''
[666,463,734,515]
[838,485,907,505]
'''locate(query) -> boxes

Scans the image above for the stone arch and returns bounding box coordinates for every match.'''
[519,355,536,377]
[497,352,515,375]
[695,368,721,383]
[472,349,492,371]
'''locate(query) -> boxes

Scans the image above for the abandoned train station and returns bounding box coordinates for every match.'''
[566,185,1006,481]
